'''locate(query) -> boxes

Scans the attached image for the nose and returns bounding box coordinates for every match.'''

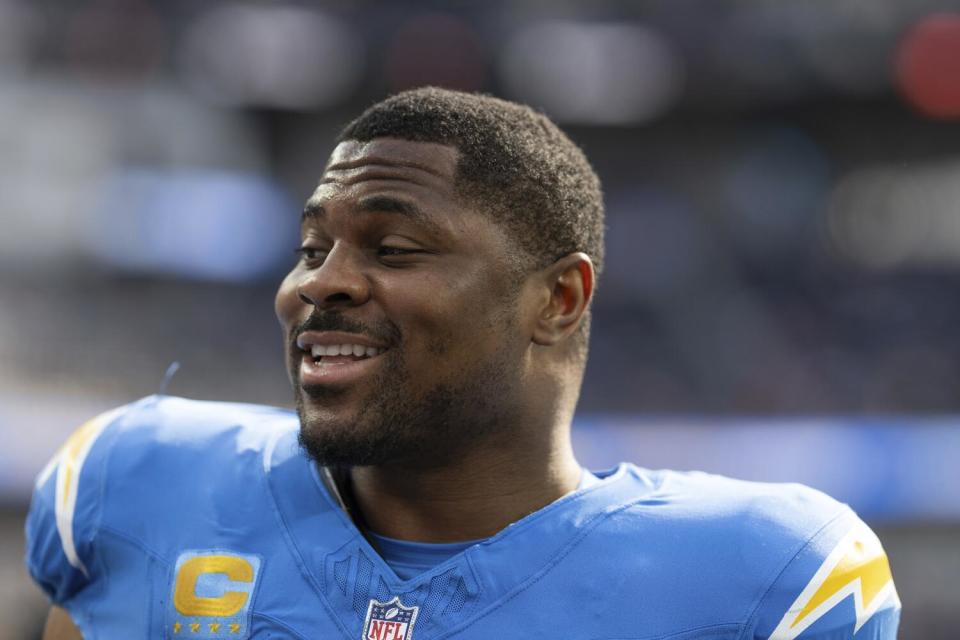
[296,243,371,309]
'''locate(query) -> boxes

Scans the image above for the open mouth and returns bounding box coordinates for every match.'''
[295,332,391,386]
[306,343,387,365]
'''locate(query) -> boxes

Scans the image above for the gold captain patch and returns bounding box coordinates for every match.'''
[168,551,261,639]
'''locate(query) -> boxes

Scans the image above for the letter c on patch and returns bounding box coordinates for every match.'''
[174,555,254,617]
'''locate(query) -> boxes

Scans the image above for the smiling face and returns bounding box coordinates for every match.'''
[275,138,534,468]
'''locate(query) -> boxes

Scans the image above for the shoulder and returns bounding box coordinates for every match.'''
[600,465,900,638]
[607,464,850,546]
[25,402,134,604]
[25,396,299,605]
[753,511,901,639]
[93,395,300,536]
[583,465,851,592]
[103,394,298,468]
[59,394,300,499]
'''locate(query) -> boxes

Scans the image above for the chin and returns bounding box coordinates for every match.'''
[297,418,403,467]
[292,355,519,469]
[294,392,397,467]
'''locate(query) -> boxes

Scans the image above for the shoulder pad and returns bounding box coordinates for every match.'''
[753,509,900,639]
[25,404,129,603]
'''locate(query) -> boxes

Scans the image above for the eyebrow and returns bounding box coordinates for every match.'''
[301,195,441,232]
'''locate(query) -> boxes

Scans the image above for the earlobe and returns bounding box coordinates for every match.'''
[531,253,594,347]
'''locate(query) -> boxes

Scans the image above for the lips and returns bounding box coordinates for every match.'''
[295,330,390,387]
[296,330,389,351]
[298,350,386,387]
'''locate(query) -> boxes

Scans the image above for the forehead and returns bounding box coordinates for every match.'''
[325,138,458,180]
[302,138,476,241]
[306,139,460,209]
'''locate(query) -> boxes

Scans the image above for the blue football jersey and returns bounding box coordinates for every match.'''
[26,396,900,639]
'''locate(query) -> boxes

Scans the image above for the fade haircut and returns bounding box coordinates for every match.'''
[338,87,605,276]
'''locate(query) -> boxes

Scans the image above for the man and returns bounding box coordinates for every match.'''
[27,88,900,639]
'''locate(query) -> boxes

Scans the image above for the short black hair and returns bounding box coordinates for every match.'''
[337,87,605,278]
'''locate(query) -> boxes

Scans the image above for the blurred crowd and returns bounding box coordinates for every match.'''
[4,0,960,420]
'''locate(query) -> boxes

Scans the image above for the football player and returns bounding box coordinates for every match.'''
[27,88,900,639]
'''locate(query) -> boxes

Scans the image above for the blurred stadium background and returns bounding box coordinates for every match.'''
[2,0,960,637]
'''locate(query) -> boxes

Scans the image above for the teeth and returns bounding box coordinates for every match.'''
[309,344,384,358]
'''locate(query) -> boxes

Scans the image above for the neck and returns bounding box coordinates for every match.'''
[348,429,582,543]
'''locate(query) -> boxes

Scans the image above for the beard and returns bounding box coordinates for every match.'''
[294,325,521,470]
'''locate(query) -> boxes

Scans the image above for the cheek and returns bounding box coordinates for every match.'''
[380,270,513,363]
[275,271,302,326]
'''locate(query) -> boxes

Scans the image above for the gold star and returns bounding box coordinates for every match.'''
[209,623,221,633]
[173,622,182,633]
[190,622,201,632]
[230,623,241,633]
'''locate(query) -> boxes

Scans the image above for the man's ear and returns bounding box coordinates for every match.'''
[531,253,595,347]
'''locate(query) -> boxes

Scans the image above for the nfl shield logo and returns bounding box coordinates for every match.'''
[361,597,419,640]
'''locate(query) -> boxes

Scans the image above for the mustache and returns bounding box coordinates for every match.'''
[293,312,401,347]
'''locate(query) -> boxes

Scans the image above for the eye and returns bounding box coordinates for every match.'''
[293,246,327,265]
[377,246,421,257]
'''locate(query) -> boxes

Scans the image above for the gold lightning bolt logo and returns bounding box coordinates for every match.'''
[770,521,899,640]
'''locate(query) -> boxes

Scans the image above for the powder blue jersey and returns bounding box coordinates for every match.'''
[26,396,900,639]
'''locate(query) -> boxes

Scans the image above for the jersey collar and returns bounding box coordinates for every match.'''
[264,428,654,638]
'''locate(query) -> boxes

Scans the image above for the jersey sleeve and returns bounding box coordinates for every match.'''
[24,406,127,605]
[750,508,901,640]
